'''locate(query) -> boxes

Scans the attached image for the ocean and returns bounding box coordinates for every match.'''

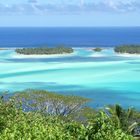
[0,27,140,109]
[0,27,140,48]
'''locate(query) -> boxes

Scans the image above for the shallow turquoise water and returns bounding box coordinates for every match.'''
[1,48,140,109]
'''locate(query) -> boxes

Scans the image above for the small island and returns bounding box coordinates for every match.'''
[92,48,102,52]
[0,48,8,50]
[15,46,74,55]
[114,45,140,54]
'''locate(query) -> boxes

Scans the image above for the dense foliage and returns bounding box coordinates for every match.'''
[15,46,74,55]
[92,48,102,52]
[114,45,140,54]
[0,90,139,140]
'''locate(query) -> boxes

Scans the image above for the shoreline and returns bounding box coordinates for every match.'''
[116,53,140,57]
[12,52,75,58]
[1,47,140,58]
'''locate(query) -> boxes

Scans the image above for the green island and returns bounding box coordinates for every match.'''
[0,89,140,140]
[114,45,140,54]
[92,48,102,52]
[0,48,8,50]
[15,46,74,55]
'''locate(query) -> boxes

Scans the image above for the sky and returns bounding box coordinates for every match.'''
[0,0,140,27]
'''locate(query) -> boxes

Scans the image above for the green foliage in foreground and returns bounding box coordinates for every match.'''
[92,48,102,52]
[114,45,140,54]
[15,46,74,55]
[0,90,139,140]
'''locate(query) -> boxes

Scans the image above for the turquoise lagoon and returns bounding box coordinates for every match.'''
[1,48,140,109]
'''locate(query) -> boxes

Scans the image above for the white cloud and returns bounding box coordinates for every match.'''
[0,0,139,15]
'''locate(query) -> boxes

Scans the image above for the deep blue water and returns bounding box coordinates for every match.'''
[0,27,140,48]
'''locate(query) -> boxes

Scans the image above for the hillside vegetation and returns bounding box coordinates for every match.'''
[0,89,140,140]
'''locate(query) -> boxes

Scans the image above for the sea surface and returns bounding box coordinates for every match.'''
[0,27,140,48]
[0,27,140,109]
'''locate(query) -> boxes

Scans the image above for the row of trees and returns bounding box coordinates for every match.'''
[15,46,74,55]
[0,89,140,139]
[114,45,140,54]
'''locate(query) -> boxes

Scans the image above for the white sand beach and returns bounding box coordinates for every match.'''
[116,53,140,57]
[12,52,75,58]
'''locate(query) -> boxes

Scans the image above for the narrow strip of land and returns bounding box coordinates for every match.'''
[15,46,74,55]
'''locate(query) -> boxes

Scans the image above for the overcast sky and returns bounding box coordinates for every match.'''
[0,0,140,27]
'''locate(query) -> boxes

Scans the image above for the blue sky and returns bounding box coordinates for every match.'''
[0,0,140,27]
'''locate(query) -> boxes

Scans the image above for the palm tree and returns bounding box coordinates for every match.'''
[105,104,140,135]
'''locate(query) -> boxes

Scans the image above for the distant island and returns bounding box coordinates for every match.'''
[92,48,102,52]
[0,48,8,50]
[15,46,74,55]
[114,45,140,54]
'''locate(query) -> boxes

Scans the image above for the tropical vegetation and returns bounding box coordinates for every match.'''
[0,48,7,50]
[92,48,102,52]
[0,89,140,140]
[15,46,74,55]
[114,45,140,54]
